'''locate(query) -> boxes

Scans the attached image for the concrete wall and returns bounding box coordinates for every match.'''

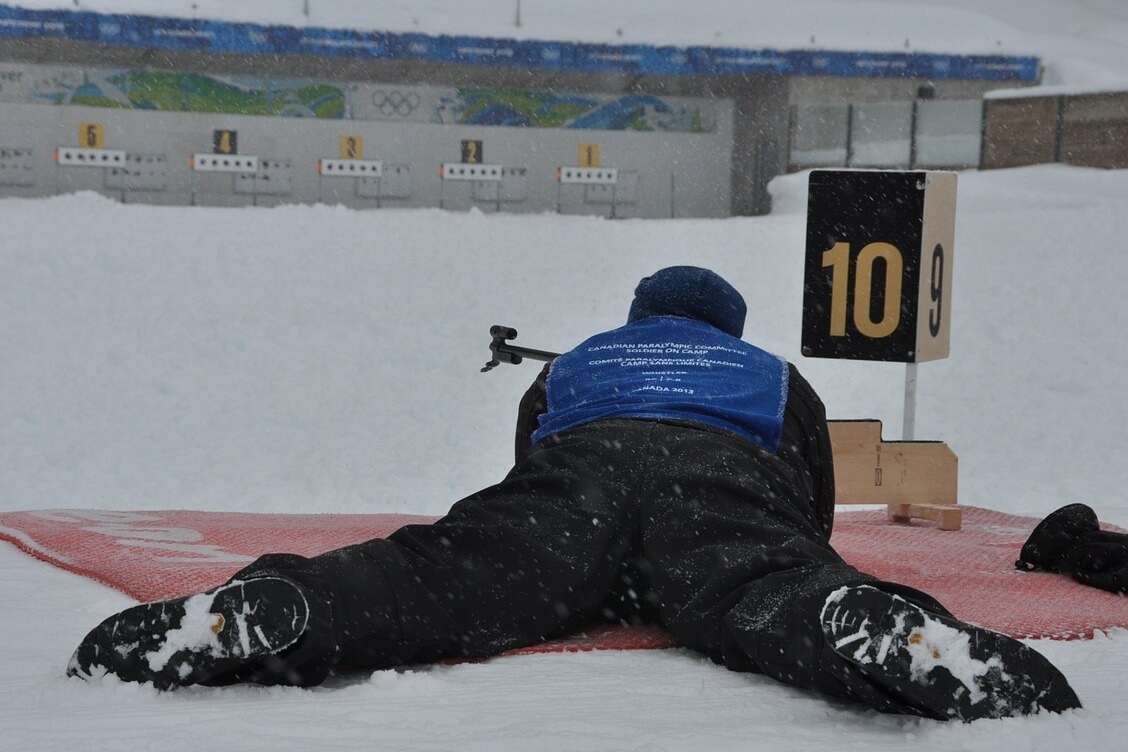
[982,92,1128,170]
[0,37,780,215]
[789,75,1011,105]
[0,25,1061,216]
[0,97,737,217]
[1060,93,1128,169]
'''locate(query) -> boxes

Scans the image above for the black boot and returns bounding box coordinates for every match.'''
[68,577,310,690]
[1016,503,1128,594]
[821,585,1081,721]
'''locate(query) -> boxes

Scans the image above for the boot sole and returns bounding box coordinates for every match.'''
[821,585,1081,721]
[68,577,309,690]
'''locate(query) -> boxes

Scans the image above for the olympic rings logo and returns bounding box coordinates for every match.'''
[372,90,421,116]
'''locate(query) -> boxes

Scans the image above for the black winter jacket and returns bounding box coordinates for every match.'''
[513,360,836,540]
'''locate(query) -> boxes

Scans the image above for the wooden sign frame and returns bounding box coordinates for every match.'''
[829,419,960,530]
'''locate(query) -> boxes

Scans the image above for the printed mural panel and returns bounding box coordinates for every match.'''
[0,62,717,133]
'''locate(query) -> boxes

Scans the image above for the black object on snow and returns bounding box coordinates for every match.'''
[822,584,1081,721]
[1016,503,1128,595]
[67,577,324,689]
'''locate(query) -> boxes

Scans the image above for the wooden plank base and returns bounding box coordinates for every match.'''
[888,502,963,531]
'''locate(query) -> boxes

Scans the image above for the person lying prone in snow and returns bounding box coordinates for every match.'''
[69,266,1081,722]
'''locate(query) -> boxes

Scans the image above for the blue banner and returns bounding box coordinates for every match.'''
[0,5,1040,82]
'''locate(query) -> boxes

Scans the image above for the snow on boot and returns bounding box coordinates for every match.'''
[820,585,1081,721]
[67,577,309,690]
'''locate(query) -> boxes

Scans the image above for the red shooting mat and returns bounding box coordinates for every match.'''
[1,506,1125,654]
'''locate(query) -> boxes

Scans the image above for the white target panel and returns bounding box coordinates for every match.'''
[55,147,127,167]
[235,158,293,196]
[104,153,169,191]
[440,163,502,181]
[0,147,35,186]
[558,166,619,185]
[356,164,412,199]
[319,158,384,177]
[191,154,259,174]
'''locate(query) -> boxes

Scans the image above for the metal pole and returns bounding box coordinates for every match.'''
[908,99,919,169]
[669,171,675,218]
[903,362,918,440]
[1053,95,1066,163]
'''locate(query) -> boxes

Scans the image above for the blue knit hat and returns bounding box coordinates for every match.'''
[627,266,746,338]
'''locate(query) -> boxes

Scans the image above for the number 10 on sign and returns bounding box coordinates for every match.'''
[822,241,945,340]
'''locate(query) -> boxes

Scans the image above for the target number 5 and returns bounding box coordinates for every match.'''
[822,242,904,339]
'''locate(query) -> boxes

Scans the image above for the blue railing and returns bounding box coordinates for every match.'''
[0,5,1040,81]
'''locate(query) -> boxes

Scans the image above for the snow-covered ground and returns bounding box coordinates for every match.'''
[3,165,1128,750]
[4,166,1128,520]
[3,0,1128,749]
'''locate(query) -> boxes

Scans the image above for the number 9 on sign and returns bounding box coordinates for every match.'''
[929,243,944,337]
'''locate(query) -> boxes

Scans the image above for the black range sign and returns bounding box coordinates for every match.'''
[460,139,483,164]
[801,169,956,363]
[213,129,238,155]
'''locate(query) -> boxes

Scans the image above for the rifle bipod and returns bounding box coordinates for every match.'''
[481,325,560,372]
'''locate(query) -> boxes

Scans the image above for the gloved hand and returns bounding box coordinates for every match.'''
[1015,503,1128,595]
[1056,541,1128,594]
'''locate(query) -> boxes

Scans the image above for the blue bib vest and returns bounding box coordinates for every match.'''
[532,317,789,453]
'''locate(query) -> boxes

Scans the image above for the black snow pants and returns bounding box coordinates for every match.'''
[233,419,950,715]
